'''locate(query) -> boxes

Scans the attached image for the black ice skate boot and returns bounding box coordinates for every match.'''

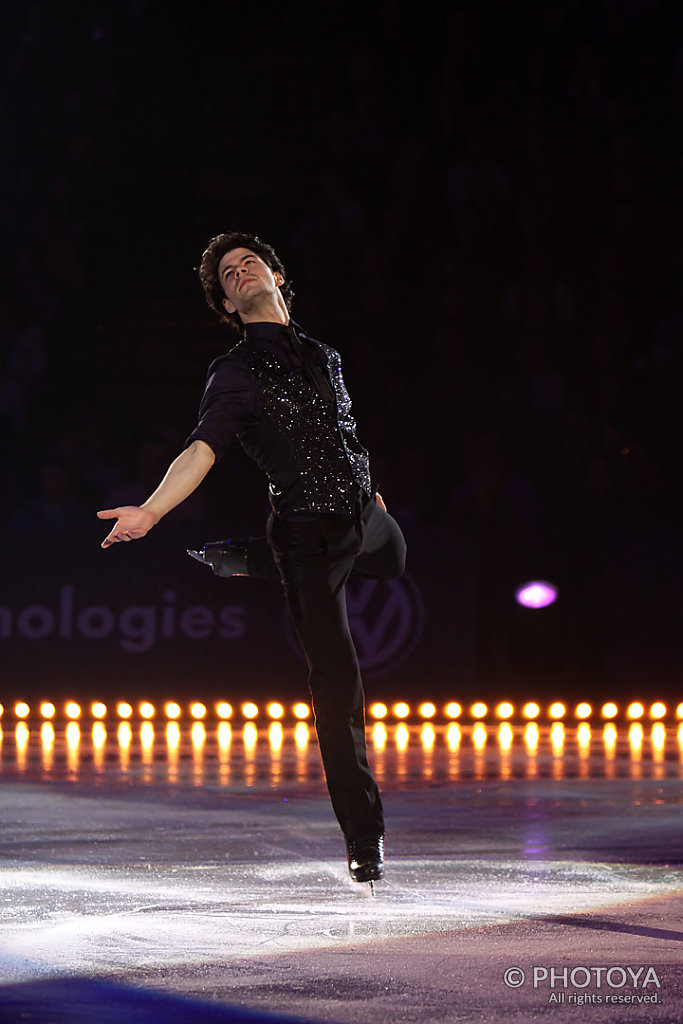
[346,834,384,894]
[187,539,249,577]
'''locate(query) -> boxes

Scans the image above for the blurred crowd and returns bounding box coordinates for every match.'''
[2,0,681,604]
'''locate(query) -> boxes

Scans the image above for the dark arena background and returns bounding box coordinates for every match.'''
[1,3,682,1023]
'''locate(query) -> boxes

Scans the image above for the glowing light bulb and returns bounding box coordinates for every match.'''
[370,702,388,719]
[117,702,133,719]
[515,580,558,609]
[522,702,540,719]
[471,702,487,719]
[650,702,666,719]
[419,702,436,719]
[549,702,565,719]
[393,702,410,719]
[293,703,310,719]
[601,703,618,719]
[91,702,107,719]
[190,702,207,719]
[267,702,284,719]
[444,702,462,718]
[575,703,591,719]
[495,702,514,719]
[15,703,30,719]
[216,702,233,719]
[242,702,259,719]
[40,702,56,719]
[627,702,644,719]
[139,702,155,719]
[165,702,181,719]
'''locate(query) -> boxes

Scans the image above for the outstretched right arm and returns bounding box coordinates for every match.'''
[97,439,216,549]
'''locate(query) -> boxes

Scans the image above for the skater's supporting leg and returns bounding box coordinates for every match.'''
[267,513,384,841]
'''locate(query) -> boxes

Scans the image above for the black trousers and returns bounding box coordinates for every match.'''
[249,495,407,840]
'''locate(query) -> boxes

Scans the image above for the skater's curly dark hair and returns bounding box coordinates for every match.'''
[198,231,294,334]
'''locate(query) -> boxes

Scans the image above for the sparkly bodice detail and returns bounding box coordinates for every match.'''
[234,340,371,514]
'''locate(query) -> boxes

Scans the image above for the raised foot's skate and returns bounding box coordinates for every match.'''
[186,539,249,577]
[346,834,384,891]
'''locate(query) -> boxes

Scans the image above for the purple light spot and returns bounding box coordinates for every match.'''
[515,581,558,609]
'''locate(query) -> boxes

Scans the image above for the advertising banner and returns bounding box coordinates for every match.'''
[0,522,477,703]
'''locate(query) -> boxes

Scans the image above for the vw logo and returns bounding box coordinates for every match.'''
[285,572,424,677]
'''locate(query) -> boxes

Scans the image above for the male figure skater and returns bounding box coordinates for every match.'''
[98,232,406,885]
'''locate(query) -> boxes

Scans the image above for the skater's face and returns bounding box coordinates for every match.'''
[218,248,284,316]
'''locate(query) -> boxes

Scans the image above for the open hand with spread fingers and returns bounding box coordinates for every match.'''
[97,506,158,549]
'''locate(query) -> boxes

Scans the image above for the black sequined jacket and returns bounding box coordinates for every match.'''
[185,320,372,515]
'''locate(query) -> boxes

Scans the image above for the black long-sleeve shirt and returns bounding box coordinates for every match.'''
[186,320,326,460]
[185,320,372,514]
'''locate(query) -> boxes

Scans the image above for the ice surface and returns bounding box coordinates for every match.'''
[0,724,681,1022]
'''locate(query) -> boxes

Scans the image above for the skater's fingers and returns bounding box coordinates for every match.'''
[101,528,121,549]
[101,528,136,548]
[99,507,155,548]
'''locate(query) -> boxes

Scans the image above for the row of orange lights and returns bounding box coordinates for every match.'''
[3,701,304,721]
[1,700,680,722]
[9,720,680,761]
